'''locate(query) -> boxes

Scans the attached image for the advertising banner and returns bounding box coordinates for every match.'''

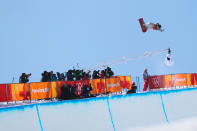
[10,83,30,101]
[174,74,187,87]
[7,84,13,102]
[51,82,59,98]
[187,73,197,86]
[150,74,188,89]
[57,81,67,97]
[164,74,188,88]
[106,78,121,93]
[191,73,197,86]
[90,76,131,95]
[96,79,106,94]
[149,75,164,90]
[30,82,52,100]
[90,79,106,94]
[117,76,131,89]
[89,79,98,95]
[164,74,176,88]
[0,84,7,102]
[57,80,89,97]
[75,80,89,96]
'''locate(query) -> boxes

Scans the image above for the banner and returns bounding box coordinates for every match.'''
[57,80,89,97]
[90,79,106,94]
[75,80,89,96]
[174,74,187,87]
[164,74,188,88]
[89,79,98,95]
[150,74,188,90]
[57,81,77,97]
[164,74,176,88]
[149,75,164,90]
[106,78,121,93]
[9,83,30,101]
[0,84,7,102]
[90,77,127,94]
[96,79,106,94]
[57,81,67,97]
[191,73,197,86]
[30,82,52,100]
[7,84,13,101]
[187,73,197,86]
[51,82,59,98]
[117,76,131,89]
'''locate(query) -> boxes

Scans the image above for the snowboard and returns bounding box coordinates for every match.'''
[138,18,147,32]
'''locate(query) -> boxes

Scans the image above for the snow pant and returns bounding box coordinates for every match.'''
[143,81,149,92]
[144,22,154,30]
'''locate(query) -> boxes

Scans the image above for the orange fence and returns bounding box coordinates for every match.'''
[30,82,52,100]
[2,74,197,102]
[2,73,197,102]
[149,73,197,90]
[89,76,131,95]
[106,77,121,93]
[187,73,197,86]
[0,76,131,102]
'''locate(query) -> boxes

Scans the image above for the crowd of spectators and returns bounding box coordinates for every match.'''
[66,69,91,81]
[92,67,114,79]
[39,67,114,82]
[19,67,114,83]
[41,71,66,82]
[17,67,138,101]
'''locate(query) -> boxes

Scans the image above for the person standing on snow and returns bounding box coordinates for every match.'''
[143,68,149,92]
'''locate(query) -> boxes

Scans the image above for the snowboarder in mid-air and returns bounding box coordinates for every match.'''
[139,18,164,32]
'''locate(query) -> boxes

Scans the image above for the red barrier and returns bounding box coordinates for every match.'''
[7,84,14,102]
[3,74,196,102]
[150,74,189,90]
[75,80,89,96]
[0,84,7,102]
[149,75,164,90]
[190,73,197,86]
[57,81,67,97]
[58,80,89,97]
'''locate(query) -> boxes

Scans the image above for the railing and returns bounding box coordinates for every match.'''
[149,73,197,90]
[0,76,131,103]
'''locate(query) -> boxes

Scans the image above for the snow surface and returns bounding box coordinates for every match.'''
[124,117,197,131]
[0,88,197,131]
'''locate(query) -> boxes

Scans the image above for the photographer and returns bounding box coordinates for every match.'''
[127,82,137,94]
[41,71,49,82]
[106,67,114,78]
[92,70,100,79]
[51,74,58,81]
[19,73,31,83]
[66,70,74,81]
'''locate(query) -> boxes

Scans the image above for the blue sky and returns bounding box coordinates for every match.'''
[0,0,197,83]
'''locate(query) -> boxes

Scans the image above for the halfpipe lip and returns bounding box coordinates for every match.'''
[0,87,197,110]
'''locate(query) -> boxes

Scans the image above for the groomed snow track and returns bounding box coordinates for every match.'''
[0,88,197,131]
